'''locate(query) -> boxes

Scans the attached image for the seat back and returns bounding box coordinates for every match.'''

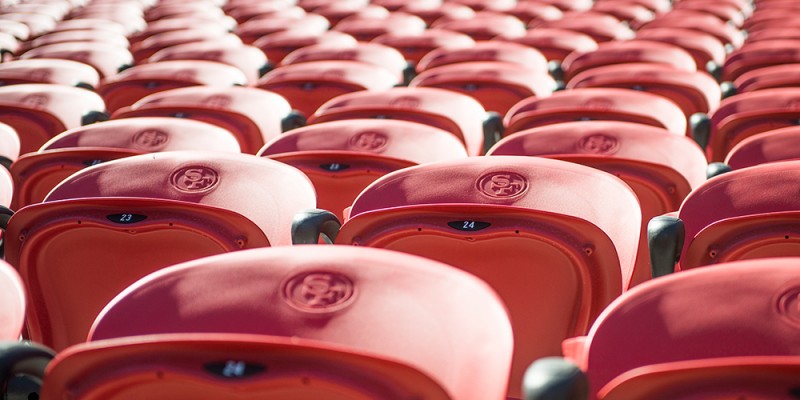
[6,151,315,351]
[562,40,697,82]
[259,119,467,219]
[336,156,640,398]
[416,41,548,74]
[20,42,133,79]
[0,59,100,89]
[725,126,800,169]
[733,63,800,93]
[499,28,597,62]
[88,246,514,400]
[0,260,24,341]
[579,258,800,398]
[148,42,269,85]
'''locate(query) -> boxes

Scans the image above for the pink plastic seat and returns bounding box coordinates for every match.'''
[0,84,106,155]
[0,259,25,341]
[499,28,598,62]
[333,12,426,42]
[148,42,269,85]
[0,59,99,89]
[78,246,513,400]
[26,30,129,52]
[525,258,800,400]
[488,121,707,287]
[10,117,240,209]
[725,126,800,170]
[504,88,687,137]
[590,0,655,27]
[506,2,563,25]
[5,151,317,351]
[410,61,557,115]
[259,119,467,219]
[561,40,697,82]
[638,11,744,48]
[20,42,133,79]
[416,40,549,74]
[282,42,409,85]
[536,13,635,42]
[112,86,300,154]
[234,13,330,44]
[226,4,306,23]
[372,29,475,67]
[309,87,497,156]
[399,2,475,26]
[635,28,727,73]
[257,61,398,117]
[131,30,242,63]
[253,31,357,65]
[429,12,527,40]
[97,61,247,114]
[734,63,800,92]
[0,122,20,169]
[722,40,800,82]
[330,156,641,399]
[129,18,231,45]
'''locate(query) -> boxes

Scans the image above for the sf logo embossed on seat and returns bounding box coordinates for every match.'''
[170,166,220,193]
[577,133,620,155]
[478,172,529,199]
[348,131,388,152]
[283,271,355,313]
[132,129,169,150]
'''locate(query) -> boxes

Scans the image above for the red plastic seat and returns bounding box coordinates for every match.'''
[534,0,593,12]
[0,20,30,41]
[488,121,707,287]
[257,61,398,117]
[703,88,800,162]
[259,119,467,219]
[330,156,641,399]
[399,2,475,26]
[5,151,317,351]
[648,161,800,274]
[253,31,357,66]
[416,40,549,74]
[66,11,146,37]
[722,40,800,82]
[410,61,557,115]
[0,259,25,341]
[590,0,655,27]
[148,42,269,86]
[445,0,516,11]
[0,12,56,37]
[131,30,242,63]
[725,126,800,170]
[734,63,800,93]
[499,28,598,62]
[50,19,127,37]
[0,59,99,89]
[429,12,527,40]
[373,0,441,12]
[282,42,409,85]
[567,63,721,119]
[20,42,133,80]
[97,61,247,114]
[638,11,744,49]
[745,14,800,33]
[309,87,496,156]
[562,40,697,83]
[226,4,306,23]
[0,84,106,155]
[144,2,224,22]
[112,86,300,154]
[525,258,800,400]
[10,118,240,209]
[372,29,475,67]
[635,28,727,73]
[506,2,563,25]
[745,28,800,43]
[0,122,20,169]
[234,13,330,44]
[504,88,687,137]
[129,18,232,45]
[333,12,426,42]
[26,30,129,52]
[310,2,383,26]
[536,13,635,42]
[76,246,512,400]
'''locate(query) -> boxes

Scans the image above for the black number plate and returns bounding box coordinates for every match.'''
[448,221,491,231]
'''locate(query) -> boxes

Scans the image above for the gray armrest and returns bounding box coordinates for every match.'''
[291,209,341,244]
[647,215,685,278]
[523,357,588,400]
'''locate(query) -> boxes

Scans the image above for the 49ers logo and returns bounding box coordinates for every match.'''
[282,271,355,313]
[477,172,528,199]
[348,131,388,152]
[170,166,219,193]
[577,133,620,155]
[132,129,169,150]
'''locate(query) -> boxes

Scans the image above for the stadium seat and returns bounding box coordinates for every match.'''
[416,41,549,74]
[745,28,800,43]
[97,61,247,114]
[0,259,24,341]
[26,30,129,52]
[112,86,302,154]
[8,246,514,400]
[733,63,800,93]
[0,20,30,42]
[148,42,269,85]
[258,119,467,219]
[524,258,800,400]
[648,160,800,276]
[20,42,134,80]
[590,0,655,27]
[129,18,232,45]
[429,12,527,40]
[506,2,563,25]
[722,40,800,82]
[488,121,707,286]
[566,63,721,121]
[673,0,744,26]
[0,12,56,37]
[499,28,598,63]
[253,30,357,65]
[50,19,127,37]
[333,12,427,41]
[257,61,398,117]
[504,88,687,137]
[316,156,641,399]
[372,29,475,68]
[0,122,19,169]
[130,30,242,63]
[0,59,99,89]
[699,88,800,162]
[561,40,697,83]
[410,61,557,115]
[10,117,240,209]
[309,87,501,155]
[234,13,330,44]
[536,13,635,42]
[281,42,410,85]
[638,11,744,49]
[311,2,384,27]
[0,84,107,155]
[634,28,727,79]
[3,151,317,351]
[226,4,306,24]
[399,2,475,26]
[724,126,800,170]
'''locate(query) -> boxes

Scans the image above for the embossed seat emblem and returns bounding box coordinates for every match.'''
[777,286,800,327]
[283,271,355,313]
[132,129,169,150]
[478,172,528,199]
[577,133,620,155]
[170,166,219,193]
[348,131,388,152]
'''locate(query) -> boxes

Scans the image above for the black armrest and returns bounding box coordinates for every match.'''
[0,341,55,393]
[482,111,504,154]
[706,162,732,179]
[548,60,565,90]
[647,215,685,278]
[402,62,416,86]
[690,112,711,150]
[291,209,341,244]
[706,61,722,82]
[81,110,110,126]
[719,81,736,99]
[281,110,306,132]
[523,357,588,400]
[0,205,12,259]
